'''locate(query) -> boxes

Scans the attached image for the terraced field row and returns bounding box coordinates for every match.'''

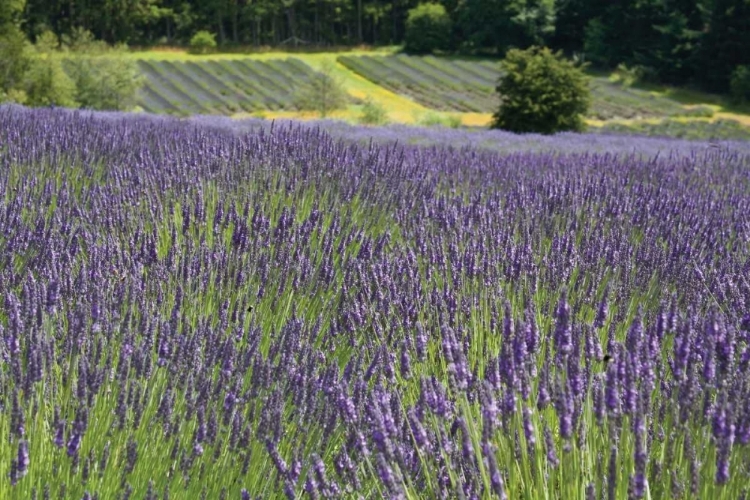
[337,54,499,113]
[337,55,708,120]
[136,58,321,115]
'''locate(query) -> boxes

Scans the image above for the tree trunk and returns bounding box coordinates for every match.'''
[314,0,319,43]
[286,4,297,40]
[392,0,398,43]
[357,0,363,43]
[232,0,239,43]
[217,10,226,44]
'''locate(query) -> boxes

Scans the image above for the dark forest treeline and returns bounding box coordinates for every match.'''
[3,0,750,93]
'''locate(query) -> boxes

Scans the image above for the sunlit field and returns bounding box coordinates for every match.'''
[1,105,749,499]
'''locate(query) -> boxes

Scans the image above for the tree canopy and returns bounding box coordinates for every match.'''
[492,46,590,134]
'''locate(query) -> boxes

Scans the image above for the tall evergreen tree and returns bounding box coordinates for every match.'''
[457,0,554,53]
[551,0,602,54]
[696,0,750,92]
[640,0,703,84]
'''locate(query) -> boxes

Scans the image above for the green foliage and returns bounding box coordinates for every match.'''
[0,24,31,97]
[61,27,112,54]
[189,30,217,54]
[643,9,702,84]
[492,46,590,134]
[730,65,750,104]
[54,28,143,111]
[446,114,462,128]
[613,63,658,87]
[404,3,452,54]
[0,0,25,26]
[23,56,77,107]
[419,112,448,126]
[66,55,142,110]
[510,0,556,47]
[695,0,750,93]
[582,17,612,67]
[293,60,348,117]
[552,0,602,53]
[0,25,136,110]
[358,97,388,124]
[34,29,60,54]
[417,112,462,127]
[458,0,555,54]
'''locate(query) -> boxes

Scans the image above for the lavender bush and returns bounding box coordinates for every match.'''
[0,105,749,499]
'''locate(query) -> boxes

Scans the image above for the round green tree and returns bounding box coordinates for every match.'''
[404,3,452,54]
[492,46,590,134]
[189,30,217,54]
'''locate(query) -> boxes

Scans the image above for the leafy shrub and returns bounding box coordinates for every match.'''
[417,112,462,128]
[61,27,111,54]
[56,29,142,111]
[0,88,27,104]
[492,46,590,134]
[34,29,60,54]
[404,3,452,54]
[614,63,658,87]
[294,60,348,117]
[0,24,31,98]
[24,56,77,107]
[189,30,217,55]
[419,112,447,126]
[23,31,76,107]
[66,55,142,110]
[446,115,462,128]
[730,65,750,104]
[358,98,388,125]
[0,26,140,111]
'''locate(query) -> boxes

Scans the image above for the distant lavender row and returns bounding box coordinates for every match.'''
[136,58,321,115]
[190,112,750,158]
[0,105,749,499]
[14,105,749,158]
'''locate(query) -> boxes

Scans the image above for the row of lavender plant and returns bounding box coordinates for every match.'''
[0,105,749,499]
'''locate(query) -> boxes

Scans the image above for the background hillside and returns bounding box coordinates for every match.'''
[3,0,750,140]
[9,0,750,95]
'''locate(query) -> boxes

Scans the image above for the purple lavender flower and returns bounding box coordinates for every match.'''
[16,440,29,480]
[544,425,559,468]
[481,442,507,500]
[594,291,608,328]
[67,432,82,458]
[523,406,536,448]
[408,408,429,449]
[399,343,412,380]
[554,291,572,356]
[54,420,66,448]
[716,449,730,485]
[608,446,618,500]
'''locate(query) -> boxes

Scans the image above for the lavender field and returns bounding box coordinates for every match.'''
[1,105,750,499]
